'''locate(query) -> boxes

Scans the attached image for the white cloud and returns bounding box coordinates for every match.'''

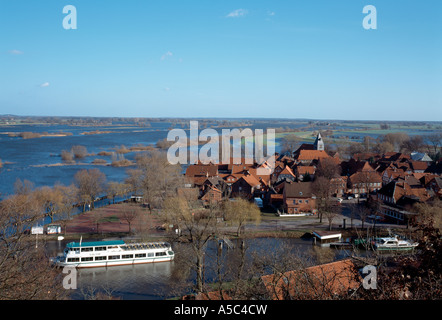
[40,82,50,88]
[226,9,248,18]
[9,49,24,55]
[161,51,173,60]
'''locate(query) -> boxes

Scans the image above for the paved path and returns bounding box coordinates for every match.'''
[63,202,408,239]
[244,202,407,233]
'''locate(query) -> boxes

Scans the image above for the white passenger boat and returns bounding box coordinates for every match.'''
[372,236,418,252]
[52,240,174,268]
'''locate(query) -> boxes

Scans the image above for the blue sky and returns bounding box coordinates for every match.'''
[0,0,441,121]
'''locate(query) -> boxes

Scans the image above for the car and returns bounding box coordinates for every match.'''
[347,196,353,200]
[337,198,343,203]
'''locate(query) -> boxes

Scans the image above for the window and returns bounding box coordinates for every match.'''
[148,253,154,257]
[298,200,303,203]
[108,255,120,260]
[95,256,107,261]
[305,200,309,204]
[122,254,133,259]
[155,252,167,257]
[135,253,146,258]
[81,257,93,262]
[67,258,80,262]
[95,246,106,251]
[81,247,93,252]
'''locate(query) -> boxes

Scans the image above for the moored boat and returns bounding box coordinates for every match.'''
[51,239,174,268]
[372,236,418,252]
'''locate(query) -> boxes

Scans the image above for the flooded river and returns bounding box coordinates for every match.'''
[44,237,355,300]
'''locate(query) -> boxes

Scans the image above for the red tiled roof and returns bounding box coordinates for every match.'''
[185,164,218,177]
[296,150,330,161]
[296,166,316,175]
[410,161,428,171]
[349,171,382,184]
[261,259,360,300]
[278,166,296,177]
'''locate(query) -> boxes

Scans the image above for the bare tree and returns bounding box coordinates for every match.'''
[373,141,395,154]
[323,204,341,231]
[280,134,302,154]
[381,132,409,152]
[163,194,222,294]
[222,198,261,237]
[122,206,140,234]
[316,158,341,180]
[350,203,370,231]
[34,184,77,223]
[424,133,442,157]
[312,176,335,223]
[13,178,34,195]
[0,192,68,300]
[107,181,131,204]
[126,150,183,212]
[74,168,107,210]
[401,135,424,153]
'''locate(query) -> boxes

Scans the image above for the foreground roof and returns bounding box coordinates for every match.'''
[261,259,360,300]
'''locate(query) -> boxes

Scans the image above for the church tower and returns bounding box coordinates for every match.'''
[313,132,324,151]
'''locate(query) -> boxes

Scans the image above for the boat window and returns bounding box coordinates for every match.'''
[122,254,133,259]
[81,257,93,262]
[95,256,107,261]
[155,252,167,257]
[67,258,80,262]
[81,248,93,252]
[168,251,174,256]
[107,246,118,249]
[95,247,107,251]
[108,255,120,260]
[135,253,146,258]
[148,253,154,257]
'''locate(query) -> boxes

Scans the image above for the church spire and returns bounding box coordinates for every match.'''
[313,132,324,151]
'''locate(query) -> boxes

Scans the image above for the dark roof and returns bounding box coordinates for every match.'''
[283,181,314,198]
[425,161,442,174]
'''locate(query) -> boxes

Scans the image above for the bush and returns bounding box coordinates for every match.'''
[92,158,108,165]
[71,145,88,159]
[97,151,113,156]
[19,132,41,139]
[61,150,74,162]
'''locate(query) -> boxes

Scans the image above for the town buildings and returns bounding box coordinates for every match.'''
[183,132,441,224]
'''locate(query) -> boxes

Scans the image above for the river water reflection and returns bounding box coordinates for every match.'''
[45,237,355,300]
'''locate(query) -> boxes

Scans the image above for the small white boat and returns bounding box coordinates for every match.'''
[372,235,418,252]
[52,239,174,268]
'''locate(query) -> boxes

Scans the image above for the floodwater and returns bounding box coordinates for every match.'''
[44,237,355,300]
[0,121,308,196]
[0,122,171,196]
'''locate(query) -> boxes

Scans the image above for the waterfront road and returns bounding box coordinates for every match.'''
[244,201,408,234]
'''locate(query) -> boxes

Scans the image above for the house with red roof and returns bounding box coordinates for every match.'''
[282,181,317,215]
[261,259,360,300]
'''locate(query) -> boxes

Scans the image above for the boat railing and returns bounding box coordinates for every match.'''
[121,242,170,251]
